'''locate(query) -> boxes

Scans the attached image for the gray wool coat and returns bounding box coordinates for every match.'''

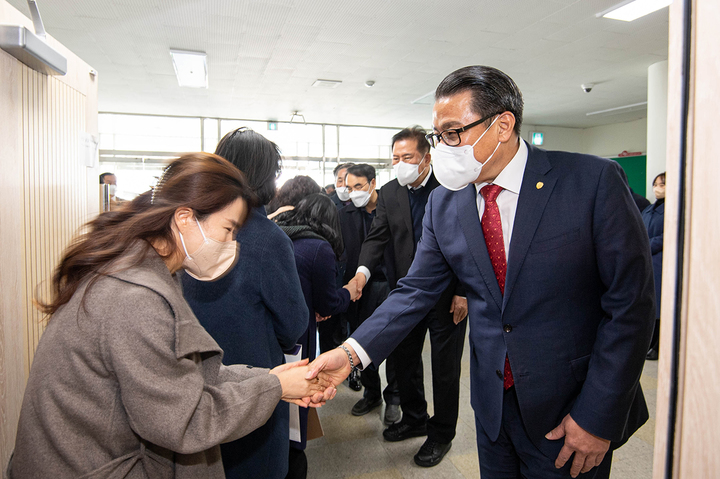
[8,246,283,478]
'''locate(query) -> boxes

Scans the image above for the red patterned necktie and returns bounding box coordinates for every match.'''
[480,184,514,390]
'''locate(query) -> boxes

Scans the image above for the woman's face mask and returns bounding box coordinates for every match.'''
[179,218,239,281]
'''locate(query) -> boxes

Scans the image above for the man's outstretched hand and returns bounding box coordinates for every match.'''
[304,344,355,404]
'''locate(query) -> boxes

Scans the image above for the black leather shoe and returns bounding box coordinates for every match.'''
[384,404,401,425]
[646,348,658,360]
[383,420,427,442]
[352,397,382,416]
[414,439,452,467]
[348,368,362,391]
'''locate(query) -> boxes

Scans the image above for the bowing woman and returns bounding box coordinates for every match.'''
[8,153,334,478]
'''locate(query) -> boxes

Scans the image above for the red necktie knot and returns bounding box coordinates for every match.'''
[481,184,503,203]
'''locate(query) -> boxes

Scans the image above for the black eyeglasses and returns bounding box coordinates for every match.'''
[426,112,500,147]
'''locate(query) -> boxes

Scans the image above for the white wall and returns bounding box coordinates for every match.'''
[523,117,648,158]
[582,117,647,158]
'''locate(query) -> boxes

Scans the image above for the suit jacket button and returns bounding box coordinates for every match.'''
[496,369,503,379]
[503,324,512,333]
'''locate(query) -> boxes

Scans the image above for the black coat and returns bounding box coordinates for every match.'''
[642,200,664,314]
[358,173,462,311]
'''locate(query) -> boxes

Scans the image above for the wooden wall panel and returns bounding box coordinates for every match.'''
[653,0,720,477]
[19,66,89,367]
[0,0,98,467]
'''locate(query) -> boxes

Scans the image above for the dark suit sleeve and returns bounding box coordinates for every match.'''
[649,233,663,255]
[351,190,454,364]
[357,185,391,275]
[312,241,351,317]
[260,233,309,352]
[569,160,655,441]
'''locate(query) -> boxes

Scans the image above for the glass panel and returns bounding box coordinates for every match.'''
[203,118,219,152]
[99,114,201,152]
[339,126,393,160]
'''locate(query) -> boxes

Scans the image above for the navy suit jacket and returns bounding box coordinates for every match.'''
[352,142,655,458]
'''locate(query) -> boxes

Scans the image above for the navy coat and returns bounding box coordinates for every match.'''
[642,200,664,314]
[284,234,351,449]
[352,142,655,461]
[182,207,308,479]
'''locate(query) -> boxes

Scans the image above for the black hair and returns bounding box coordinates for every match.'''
[276,193,344,259]
[99,172,115,184]
[435,66,524,135]
[653,172,666,186]
[345,164,376,183]
[391,126,430,156]
[215,128,282,205]
[333,162,356,177]
[267,175,322,214]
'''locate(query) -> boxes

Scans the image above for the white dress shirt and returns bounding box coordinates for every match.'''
[347,142,528,368]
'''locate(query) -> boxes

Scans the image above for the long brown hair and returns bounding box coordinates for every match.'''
[39,152,256,316]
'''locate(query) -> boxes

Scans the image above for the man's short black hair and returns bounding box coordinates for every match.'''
[345,164,376,183]
[333,162,356,177]
[435,66,524,135]
[99,172,115,184]
[391,126,430,156]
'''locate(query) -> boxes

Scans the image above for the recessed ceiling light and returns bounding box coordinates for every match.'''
[598,0,672,22]
[312,79,342,88]
[170,49,208,88]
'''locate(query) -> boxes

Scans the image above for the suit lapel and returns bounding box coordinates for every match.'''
[395,182,414,237]
[503,144,556,310]
[457,185,503,309]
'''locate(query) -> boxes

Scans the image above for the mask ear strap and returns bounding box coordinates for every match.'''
[179,231,192,260]
[195,218,208,242]
[471,115,500,148]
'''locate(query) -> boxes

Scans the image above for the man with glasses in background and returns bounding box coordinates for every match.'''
[337,164,400,421]
[310,66,655,479]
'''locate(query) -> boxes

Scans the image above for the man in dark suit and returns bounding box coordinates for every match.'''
[338,164,400,419]
[309,66,655,479]
[348,126,468,467]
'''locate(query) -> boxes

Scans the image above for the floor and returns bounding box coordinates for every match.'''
[306,330,657,478]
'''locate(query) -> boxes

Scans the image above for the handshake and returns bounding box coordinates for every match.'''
[343,272,367,302]
[270,344,360,408]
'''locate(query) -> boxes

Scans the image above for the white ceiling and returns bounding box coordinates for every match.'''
[8,0,669,129]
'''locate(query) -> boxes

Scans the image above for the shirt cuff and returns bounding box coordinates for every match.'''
[345,338,372,370]
[356,266,371,282]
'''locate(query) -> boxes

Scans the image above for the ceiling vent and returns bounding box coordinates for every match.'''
[312,79,342,88]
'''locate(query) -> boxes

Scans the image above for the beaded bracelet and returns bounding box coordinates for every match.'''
[339,344,355,369]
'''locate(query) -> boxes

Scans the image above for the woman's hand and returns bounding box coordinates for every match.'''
[270,359,336,407]
[343,281,361,301]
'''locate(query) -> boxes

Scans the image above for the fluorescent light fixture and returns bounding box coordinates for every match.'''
[411,90,435,105]
[598,0,672,22]
[312,79,342,88]
[170,49,208,88]
[586,101,647,116]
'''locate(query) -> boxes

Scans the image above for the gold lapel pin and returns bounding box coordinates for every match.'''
[536,182,544,189]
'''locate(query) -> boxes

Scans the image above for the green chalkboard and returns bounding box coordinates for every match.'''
[611,155,647,198]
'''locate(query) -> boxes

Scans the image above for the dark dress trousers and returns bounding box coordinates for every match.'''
[358,172,467,443]
[339,197,400,405]
[351,143,655,472]
[182,207,308,479]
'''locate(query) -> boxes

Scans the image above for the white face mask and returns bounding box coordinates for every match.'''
[394,159,427,187]
[179,218,239,281]
[335,186,350,201]
[349,189,372,208]
[432,115,501,191]
[108,184,117,196]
